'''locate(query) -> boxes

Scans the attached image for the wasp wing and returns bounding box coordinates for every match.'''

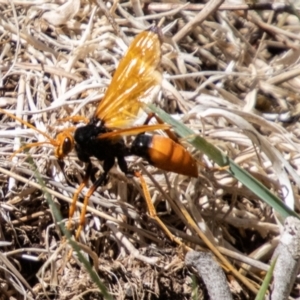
[94,29,162,129]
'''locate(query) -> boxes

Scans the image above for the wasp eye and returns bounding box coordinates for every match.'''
[62,137,73,155]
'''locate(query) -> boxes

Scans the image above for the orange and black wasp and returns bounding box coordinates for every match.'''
[1,27,198,239]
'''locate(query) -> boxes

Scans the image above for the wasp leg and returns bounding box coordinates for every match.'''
[143,112,179,143]
[134,171,185,248]
[58,115,89,124]
[68,162,92,232]
[75,157,114,240]
[117,155,134,178]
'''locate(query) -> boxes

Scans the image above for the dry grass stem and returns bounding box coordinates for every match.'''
[1,0,300,298]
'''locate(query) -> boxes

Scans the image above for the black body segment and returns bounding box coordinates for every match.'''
[130,134,153,163]
[74,119,131,180]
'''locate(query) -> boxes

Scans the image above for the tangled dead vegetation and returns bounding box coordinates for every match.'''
[1,0,300,299]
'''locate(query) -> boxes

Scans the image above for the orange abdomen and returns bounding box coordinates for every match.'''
[131,135,198,177]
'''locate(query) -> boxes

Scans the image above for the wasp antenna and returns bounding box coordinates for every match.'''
[10,141,54,160]
[0,108,56,145]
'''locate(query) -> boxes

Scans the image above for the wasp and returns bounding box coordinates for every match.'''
[2,27,198,239]
[69,28,197,178]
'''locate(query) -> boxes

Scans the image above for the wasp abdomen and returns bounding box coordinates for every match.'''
[131,134,198,178]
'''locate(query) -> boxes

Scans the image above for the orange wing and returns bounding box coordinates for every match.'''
[94,28,162,129]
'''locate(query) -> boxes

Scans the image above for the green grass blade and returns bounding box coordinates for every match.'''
[149,104,299,220]
[255,257,277,300]
[27,155,113,300]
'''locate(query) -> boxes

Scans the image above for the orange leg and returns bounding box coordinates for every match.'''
[143,113,179,143]
[58,115,89,124]
[71,167,108,240]
[134,171,187,248]
[68,163,92,233]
